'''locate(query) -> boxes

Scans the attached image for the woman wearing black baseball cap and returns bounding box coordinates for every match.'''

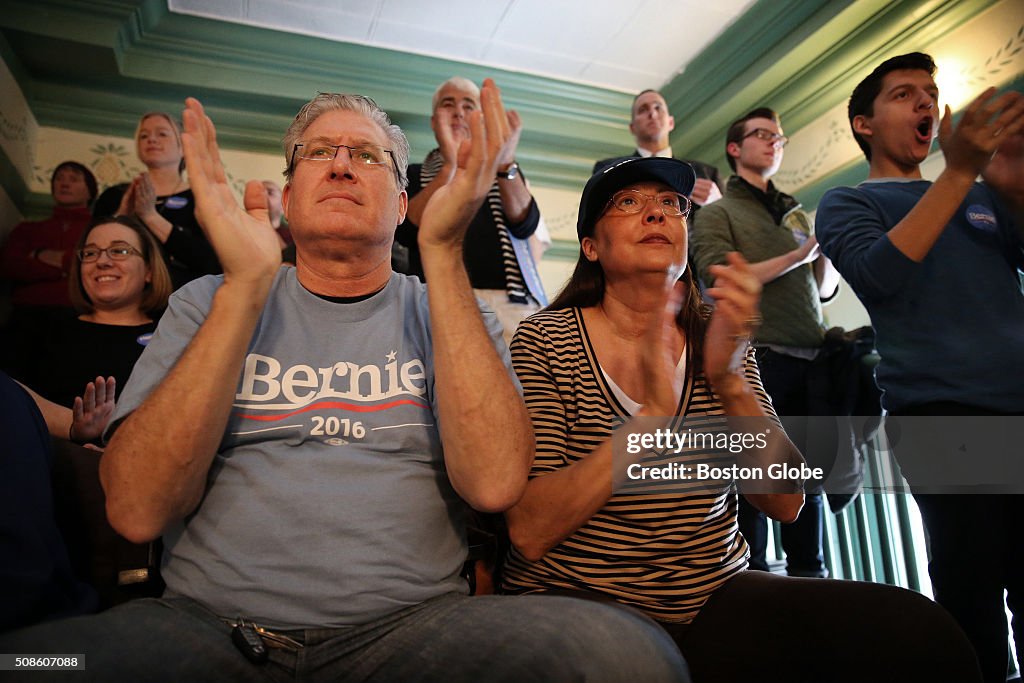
[500,157,980,681]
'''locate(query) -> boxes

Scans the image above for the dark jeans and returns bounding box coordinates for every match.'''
[743,348,826,577]
[0,592,689,682]
[661,570,982,683]
[893,402,1022,683]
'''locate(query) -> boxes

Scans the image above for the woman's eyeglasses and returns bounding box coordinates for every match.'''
[77,243,142,263]
[604,189,692,218]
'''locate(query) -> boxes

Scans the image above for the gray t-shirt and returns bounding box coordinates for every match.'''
[112,267,510,629]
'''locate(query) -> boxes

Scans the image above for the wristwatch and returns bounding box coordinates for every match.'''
[497,161,520,180]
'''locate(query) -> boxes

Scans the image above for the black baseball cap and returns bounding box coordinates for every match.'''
[577,157,696,240]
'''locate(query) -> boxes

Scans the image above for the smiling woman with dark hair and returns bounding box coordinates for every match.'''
[501,157,984,682]
[5,216,172,416]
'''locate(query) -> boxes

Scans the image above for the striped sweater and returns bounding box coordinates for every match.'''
[502,307,776,623]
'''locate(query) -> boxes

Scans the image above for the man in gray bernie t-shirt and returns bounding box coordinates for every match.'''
[0,88,689,682]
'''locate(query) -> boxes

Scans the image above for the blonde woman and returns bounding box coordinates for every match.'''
[93,112,219,288]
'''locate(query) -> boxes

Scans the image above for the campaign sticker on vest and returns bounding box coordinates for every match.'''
[965,205,998,233]
[782,207,811,246]
[137,332,153,346]
[164,196,189,210]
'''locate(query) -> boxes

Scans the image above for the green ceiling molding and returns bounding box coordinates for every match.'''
[119,9,639,165]
[0,0,640,190]
[664,0,998,168]
[126,1,634,120]
[0,0,1011,195]
[664,0,846,118]
[0,0,135,48]
[0,146,31,215]
[546,239,583,263]
[0,29,30,88]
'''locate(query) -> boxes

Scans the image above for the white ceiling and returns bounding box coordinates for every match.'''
[169,0,757,92]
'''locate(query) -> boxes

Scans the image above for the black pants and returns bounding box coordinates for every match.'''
[661,570,982,683]
[742,349,826,576]
[892,400,1021,683]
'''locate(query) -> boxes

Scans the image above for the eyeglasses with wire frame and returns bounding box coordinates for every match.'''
[604,189,692,218]
[77,242,143,263]
[743,128,789,147]
[290,142,400,182]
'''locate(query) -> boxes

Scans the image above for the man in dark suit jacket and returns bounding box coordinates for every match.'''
[594,90,723,209]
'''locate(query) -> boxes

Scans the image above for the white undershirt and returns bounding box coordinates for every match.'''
[601,350,687,416]
[636,146,674,159]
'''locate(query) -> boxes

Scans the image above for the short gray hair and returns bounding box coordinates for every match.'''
[282,93,409,189]
[431,77,480,111]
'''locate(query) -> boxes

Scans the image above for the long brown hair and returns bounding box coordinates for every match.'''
[547,247,709,363]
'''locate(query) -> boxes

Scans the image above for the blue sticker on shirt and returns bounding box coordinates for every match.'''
[965,205,998,232]
[164,196,188,210]
[137,332,153,346]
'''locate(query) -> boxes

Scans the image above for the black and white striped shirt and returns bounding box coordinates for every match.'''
[502,307,776,623]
